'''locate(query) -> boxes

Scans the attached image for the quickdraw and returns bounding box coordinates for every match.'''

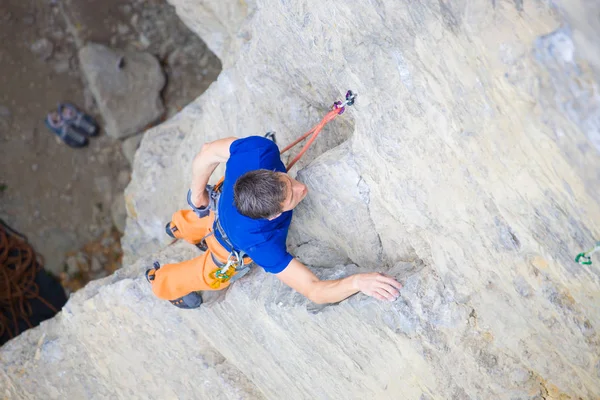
[280,90,356,171]
[575,241,600,266]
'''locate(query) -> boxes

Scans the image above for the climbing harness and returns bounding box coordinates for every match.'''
[198,181,252,288]
[208,249,248,289]
[281,90,356,171]
[205,90,357,286]
[575,241,600,265]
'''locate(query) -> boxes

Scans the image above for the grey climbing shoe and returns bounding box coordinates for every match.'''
[168,292,203,309]
[58,103,98,137]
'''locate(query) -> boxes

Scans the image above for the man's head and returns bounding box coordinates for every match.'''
[234,169,308,219]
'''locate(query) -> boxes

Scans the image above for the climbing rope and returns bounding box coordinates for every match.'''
[575,241,600,265]
[0,220,57,341]
[281,90,356,171]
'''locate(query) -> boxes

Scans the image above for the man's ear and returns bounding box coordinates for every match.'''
[267,213,282,221]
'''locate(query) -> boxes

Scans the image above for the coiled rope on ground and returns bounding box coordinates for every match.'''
[0,220,57,341]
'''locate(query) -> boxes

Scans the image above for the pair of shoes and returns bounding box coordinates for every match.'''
[145,261,203,309]
[45,103,98,148]
[164,222,207,251]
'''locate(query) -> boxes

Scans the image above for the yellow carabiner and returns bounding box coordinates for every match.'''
[208,264,236,289]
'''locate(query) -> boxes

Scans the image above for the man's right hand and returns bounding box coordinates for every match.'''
[190,189,209,208]
[187,189,210,218]
[353,272,402,301]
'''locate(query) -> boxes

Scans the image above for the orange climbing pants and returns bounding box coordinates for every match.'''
[150,210,248,300]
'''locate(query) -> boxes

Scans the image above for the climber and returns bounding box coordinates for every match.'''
[145,135,403,309]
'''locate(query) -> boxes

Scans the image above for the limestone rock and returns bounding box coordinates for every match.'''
[167,0,249,64]
[0,244,265,400]
[64,253,85,276]
[78,43,165,139]
[3,1,600,399]
[121,0,600,396]
[90,255,103,273]
[121,132,144,165]
[111,193,127,234]
[30,38,53,61]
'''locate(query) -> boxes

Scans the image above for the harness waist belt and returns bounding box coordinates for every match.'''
[214,218,235,253]
[209,183,250,263]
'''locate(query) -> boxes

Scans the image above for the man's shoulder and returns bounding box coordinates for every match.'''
[223,210,293,249]
[230,135,278,156]
[226,135,285,176]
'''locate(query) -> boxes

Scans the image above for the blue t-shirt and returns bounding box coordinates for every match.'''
[215,136,294,274]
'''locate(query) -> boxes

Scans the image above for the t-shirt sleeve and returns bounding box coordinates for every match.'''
[245,238,294,274]
[228,136,283,172]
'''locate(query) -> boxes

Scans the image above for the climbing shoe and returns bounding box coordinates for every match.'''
[145,261,160,283]
[165,222,177,238]
[58,103,98,137]
[195,240,208,252]
[168,292,203,309]
[45,111,88,148]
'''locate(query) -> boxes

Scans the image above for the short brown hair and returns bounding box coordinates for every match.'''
[234,169,287,219]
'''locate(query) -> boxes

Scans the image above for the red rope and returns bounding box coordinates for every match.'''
[281,108,343,171]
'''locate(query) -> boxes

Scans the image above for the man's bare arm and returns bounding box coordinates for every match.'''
[190,137,237,207]
[276,258,402,304]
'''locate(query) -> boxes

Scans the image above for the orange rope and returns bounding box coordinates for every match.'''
[281,108,344,171]
[0,222,57,341]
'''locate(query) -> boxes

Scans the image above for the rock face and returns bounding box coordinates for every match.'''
[121,132,144,165]
[78,43,165,139]
[111,193,127,234]
[3,1,600,399]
